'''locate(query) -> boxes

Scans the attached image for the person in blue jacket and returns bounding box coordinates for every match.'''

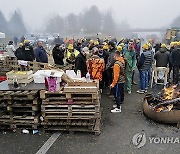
[34,41,48,63]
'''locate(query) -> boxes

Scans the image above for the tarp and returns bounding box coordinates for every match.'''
[0,32,5,38]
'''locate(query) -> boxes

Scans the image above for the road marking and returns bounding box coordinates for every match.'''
[36,133,61,154]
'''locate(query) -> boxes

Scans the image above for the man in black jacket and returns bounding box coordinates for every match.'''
[154,44,170,67]
[98,45,109,88]
[137,44,153,93]
[106,41,116,86]
[52,44,64,65]
[15,43,24,60]
[75,47,88,77]
[170,42,180,84]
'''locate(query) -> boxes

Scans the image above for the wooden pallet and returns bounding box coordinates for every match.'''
[40,90,100,100]
[11,99,41,105]
[0,89,41,130]
[10,123,39,130]
[0,115,12,124]
[65,92,100,100]
[9,105,40,116]
[0,123,39,130]
[42,119,95,126]
[42,97,100,105]
[0,91,12,101]
[41,104,100,119]
[12,114,40,125]
[40,90,66,100]
[42,117,101,135]
[4,57,49,72]
[64,86,98,93]
[67,80,99,87]
[0,90,39,100]
[0,113,40,130]
[10,103,40,111]
[0,65,10,76]
[0,100,8,107]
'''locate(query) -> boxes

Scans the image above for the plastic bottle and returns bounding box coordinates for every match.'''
[33,130,39,134]
[77,70,81,78]
[13,76,18,88]
[86,72,90,81]
[22,129,29,134]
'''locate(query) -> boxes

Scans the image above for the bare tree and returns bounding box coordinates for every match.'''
[8,10,27,36]
[65,13,79,34]
[102,10,115,35]
[82,5,102,34]
[45,14,64,34]
[0,10,8,34]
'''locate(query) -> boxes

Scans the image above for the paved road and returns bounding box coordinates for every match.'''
[0,81,180,154]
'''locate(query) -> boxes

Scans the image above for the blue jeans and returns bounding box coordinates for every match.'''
[113,83,124,109]
[139,70,148,91]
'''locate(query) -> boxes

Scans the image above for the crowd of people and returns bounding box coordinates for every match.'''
[5,37,180,113]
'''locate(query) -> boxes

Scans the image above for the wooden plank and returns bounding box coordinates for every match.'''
[43,115,96,119]
[67,80,99,87]
[65,92,99,99]
[10,123,39,129]
[64,86,98,93]
[43,126,95,132]
[42,100,99,105]
[7,90,39,100]
[40,90,65,99]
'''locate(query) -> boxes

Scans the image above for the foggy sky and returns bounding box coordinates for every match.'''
[0,0,180,31]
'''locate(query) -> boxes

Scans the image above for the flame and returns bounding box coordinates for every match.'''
[149,85,179,112]
[155,107,163,112]
[167,104,173,111]
[163,85,176,100]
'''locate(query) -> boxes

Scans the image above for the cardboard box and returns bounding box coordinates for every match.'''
[6,70,33,84]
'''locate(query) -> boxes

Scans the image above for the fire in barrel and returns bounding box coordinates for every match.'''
[143,85,180,124]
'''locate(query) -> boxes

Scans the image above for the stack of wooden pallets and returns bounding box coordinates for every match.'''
[40,80,101,135]
[0,90,41,130]
[3,56,73,72]
[4,57,48,72]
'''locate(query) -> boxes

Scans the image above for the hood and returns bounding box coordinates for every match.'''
[159,48,167,53]
[116,57,125,64]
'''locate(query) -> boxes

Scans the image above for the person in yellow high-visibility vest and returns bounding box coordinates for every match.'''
[66,44,79,64]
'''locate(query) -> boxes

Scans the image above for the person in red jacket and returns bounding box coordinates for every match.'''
[110,50,126,113]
